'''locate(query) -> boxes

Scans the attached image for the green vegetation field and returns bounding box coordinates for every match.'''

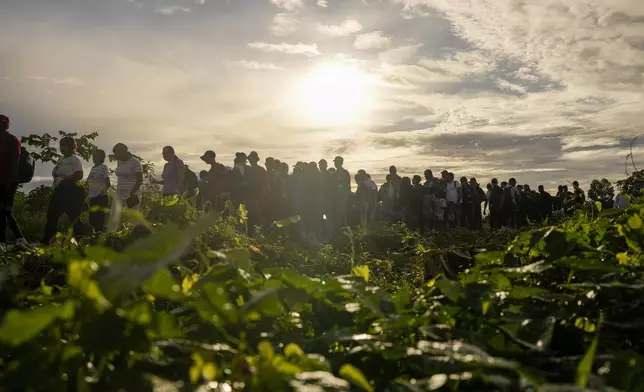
[2,189,644,392]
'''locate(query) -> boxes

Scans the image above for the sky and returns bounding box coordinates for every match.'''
[1,0,643,190]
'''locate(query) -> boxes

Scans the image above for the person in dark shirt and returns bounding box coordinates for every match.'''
[572,181,586,210]
[538,185,553,221]
[246,151,268,232]
[460,176,473,228]
[332,156,351,229]
[200,150,230,210]
[399,176,413,224]
[410,175,426,232]
[0,115,29,252]
[488,178,505,229]
[469,177,486,230]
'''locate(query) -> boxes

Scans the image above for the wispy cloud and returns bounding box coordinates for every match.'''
[317,0,329,7]
[231,60,286,71]
[317,19,363,37]
[271,13,299,36]
[155,6,191,15]
[270,0,303,12]
[248,42,321,56]
[354,31,390,50]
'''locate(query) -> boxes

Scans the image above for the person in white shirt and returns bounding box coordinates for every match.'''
[113,143,143,210]
[87,149,111,233]
[41,136,86,244]
[444,172,461,227]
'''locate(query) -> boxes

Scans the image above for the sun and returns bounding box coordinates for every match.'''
[289,62,376,128]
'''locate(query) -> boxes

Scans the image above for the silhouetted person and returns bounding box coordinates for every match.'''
[246,151,268,232]
[488,178,504,229]
[410,175,426,232]
[538,185,553,220]
[200,150,230,210]
[332,156,350,229]
[470,177,486,230]
[87,149,110,233]
[460,176,473,228]
[0,115,29,252]
[113,143,143,210]
[153,146,186,196]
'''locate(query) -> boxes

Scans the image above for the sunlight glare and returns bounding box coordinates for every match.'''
[289,62,376,128]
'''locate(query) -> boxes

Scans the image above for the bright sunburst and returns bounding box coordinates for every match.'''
[289,62,376,128]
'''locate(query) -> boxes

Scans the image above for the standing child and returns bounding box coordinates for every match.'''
[41,137,86,244]
[87,149,110,233]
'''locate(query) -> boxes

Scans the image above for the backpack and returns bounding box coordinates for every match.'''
[18,147,36,184]
[490,186,504,208]
[184,166,199,197]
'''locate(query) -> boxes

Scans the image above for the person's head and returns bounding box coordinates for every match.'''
[389,165,397,175]
[538,185,545,192]
[235,152,247,165]
[424,169,433,180]
[573,180,580,189]
[448,172,455,181]
[265,156,274,170]
[357,169,367,179]
[470,177,478,187]
[487,183,492,190]
[491,178,498,186]
[200,150,217,165]
[563,185,569,192]
[441,170,449,180]
[354,174,361,184]
[386,174,392,183]
[402,176,411,186]
[162,146,175,162]
[0,115,9,132]
[328,167,336,174]
[92,149,106,166]
[509,178,517,186]
[60,136,77,157]
[333,156,344,169]
[412,175,422,185]
[280,162,289,175]
[199,170,209,180]
[558,185,563,192]
[113,143,129,161]
[501,181,508,188]
[319,159,328,171]
[248,151,260,165]
[460,176,468,185]
[524,184,531,192]
[517,185,524,191]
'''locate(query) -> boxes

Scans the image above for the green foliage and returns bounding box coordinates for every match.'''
[2,190,644,391]
[588,178,615,203]
[20,130,99,164]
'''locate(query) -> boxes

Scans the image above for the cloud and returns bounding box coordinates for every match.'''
[354,31,391,50]
[270,0,303,12]
[155,6,191,15]
[231,60,285,71]
[317,19,363,37]
[379,44,423,64]
[317,0,329,7]
[248,42,321,56]
[271,13,299,36]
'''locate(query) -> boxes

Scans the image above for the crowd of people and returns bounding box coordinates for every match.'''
[0,113,632,252]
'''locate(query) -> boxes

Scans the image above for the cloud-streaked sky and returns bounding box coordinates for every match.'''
[2,0,643,189]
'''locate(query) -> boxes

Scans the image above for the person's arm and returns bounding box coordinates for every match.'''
[130,161,144,197]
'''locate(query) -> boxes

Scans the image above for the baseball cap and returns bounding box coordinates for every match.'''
[200,150,216,161]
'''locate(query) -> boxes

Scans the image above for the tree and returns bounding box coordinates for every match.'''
[21,130,100,164]
[617,170,644,197]
[588,178,615,208]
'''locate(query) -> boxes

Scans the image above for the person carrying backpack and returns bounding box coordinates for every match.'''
[0,115,30,252]
[153,146,186,197]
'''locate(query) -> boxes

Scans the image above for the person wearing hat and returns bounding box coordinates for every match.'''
[200,150,229,210]
[332,156,351,229]
[0,115,29,252]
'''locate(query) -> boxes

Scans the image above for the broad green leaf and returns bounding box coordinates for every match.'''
[224,248,252,271]
[0,302,74,345]
[576,313,603,387]
[351,265,370,282]
[143,269,183,301]
[274,215,302,228]
[202,363,217,380]
[285,343,304,358]
[436,279,461,303]
[339,364,373,392]
[258,341,274,359]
